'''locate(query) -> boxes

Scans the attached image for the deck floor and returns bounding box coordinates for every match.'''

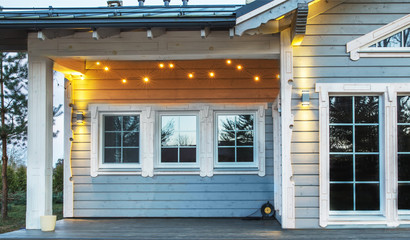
[2,218,410,239]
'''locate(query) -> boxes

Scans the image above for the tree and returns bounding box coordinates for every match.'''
[53,104,63,138]
[53,159,64,193]
[0,52,28,220]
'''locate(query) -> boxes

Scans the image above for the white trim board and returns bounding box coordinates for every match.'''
[346,14,410,61]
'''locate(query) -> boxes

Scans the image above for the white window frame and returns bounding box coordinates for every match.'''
[346,14,410,61]
[156,111,200,169]
[99,112,141,169]
[89,103,267,178]
[214,111,258,169]
[316,82,410,227]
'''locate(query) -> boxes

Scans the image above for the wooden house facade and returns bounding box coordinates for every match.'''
[0,0,409,229]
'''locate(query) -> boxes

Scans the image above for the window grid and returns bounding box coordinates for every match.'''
[103,115,140,164]
[370,28,410,48]
[217,114,254,163]
[329,96,380,211]
[398,96,410,210]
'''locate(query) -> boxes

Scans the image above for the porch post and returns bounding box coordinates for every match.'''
[26,56,54,229]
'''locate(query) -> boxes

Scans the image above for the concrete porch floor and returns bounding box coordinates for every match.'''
[1,218,410,240]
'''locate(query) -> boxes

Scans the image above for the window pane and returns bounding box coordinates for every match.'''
[329,97,353,123]
[218,115,236,131]
[236,115,254,130]
[105,116,122,131]
[161,148,178,163]
[123,148,139,163]
[218,148,235,162]
[355,126,379,152]
[405,28,410,47]
[377,32,402,47]
[162,116,178,146]
[104,148,121,163]
[179,132,196,146]
[330,155,353,181]
[355,96,379,123]
[105,132,121,147]
[398,154,410,181]
[237,147,253,162]
[356,184,380,210]
[237,131,253,146]
[179,116,196,131]
[398,184,410,210]
[218,132,235,146]
[355,155,379,181]
[180,148,196,163]
[329,126,353,152]
[330,184,353,211]
[123,132,139,147]
[398,126,410,152]
[123,116,139,131]
[398,96,410,123]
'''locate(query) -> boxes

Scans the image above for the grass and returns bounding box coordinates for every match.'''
[0,202,63,234]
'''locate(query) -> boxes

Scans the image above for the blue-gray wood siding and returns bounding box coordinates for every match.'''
[292,0,410,228]
[71,105,274,217]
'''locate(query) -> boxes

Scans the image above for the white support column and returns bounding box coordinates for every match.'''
[272,97,282,223]
[280,28,296,229]
[26,56,54,229]
[63,78,74,217]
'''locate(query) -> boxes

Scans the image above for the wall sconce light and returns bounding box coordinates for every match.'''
[76,111,84,124]
[301,90,310,106]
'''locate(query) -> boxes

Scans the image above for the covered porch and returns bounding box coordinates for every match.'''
[2,218,410,239]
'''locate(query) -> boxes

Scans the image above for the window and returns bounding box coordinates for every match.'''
[215,113,257,168]
[90,103,266,177]
[398,96,410,210]
[369,28,410,48]
[101,114,140,168]
[160,114,198,166]
[329,96,381,212]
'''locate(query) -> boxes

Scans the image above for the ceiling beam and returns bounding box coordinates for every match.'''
[147,28,166,39]
[92,28,121,40]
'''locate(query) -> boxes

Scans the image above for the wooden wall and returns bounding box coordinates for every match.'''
[292,0,410,228]
[69,59,278,217]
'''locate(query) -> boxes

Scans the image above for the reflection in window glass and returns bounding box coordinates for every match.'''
[103,115,140,164]
[329,96,380,211]
[377,32,402,47]
[398,96,410,210]
[404,28,410,47]
[161,115,197,163]
[217,114,254,163]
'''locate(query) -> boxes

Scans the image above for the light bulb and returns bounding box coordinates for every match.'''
[104,66,109,71]
[188,73,194,79]
[169,63,174,68]
[122,79,127,83]
[96,62,101,65]
[159,63,165,68]
[254,76,260,81]
[143,77,149,82]
[237,65,242,70]
[226,59,232,64]
[209,72,215,78]
[80,76,84,80]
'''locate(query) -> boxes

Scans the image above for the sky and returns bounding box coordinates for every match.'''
[1,0,245,166]
[1,0,245,7]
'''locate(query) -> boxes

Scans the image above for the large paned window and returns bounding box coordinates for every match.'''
[103,115,140,165]
[160,115,198,165]
[329,96,380,212]
[398,96,410,210]
[216,114,255,166]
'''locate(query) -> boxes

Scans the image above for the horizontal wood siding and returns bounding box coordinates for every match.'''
[292,0,409,228]
[71,59,276,216]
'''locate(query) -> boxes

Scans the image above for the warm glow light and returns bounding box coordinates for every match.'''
[143,77,149,82]
[122,79,127,83]
[80,76,84,80]
[188,73,194,79]
[96,62,101,65]
[237,65,243,70]
[159,63,165,68]
[169,63,174,68]
[276,74,280,79]
[226,59,232,64]
[104,66,109,71]
[254,76,260,81]
[276,15,285,21]
[209,72,215,78]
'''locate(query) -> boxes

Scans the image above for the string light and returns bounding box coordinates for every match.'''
[209,72,215,78]
[159,63,165,68]
[143,77,149,82]
[188,73,194,79]
[96,62,101,65]
[169,63,174,69]
[276,74,280,79]
[226,59,232,64]
[104,66,109,71]
[237,65,243,70]
[254,76,260,81]
[122,79,127,83]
